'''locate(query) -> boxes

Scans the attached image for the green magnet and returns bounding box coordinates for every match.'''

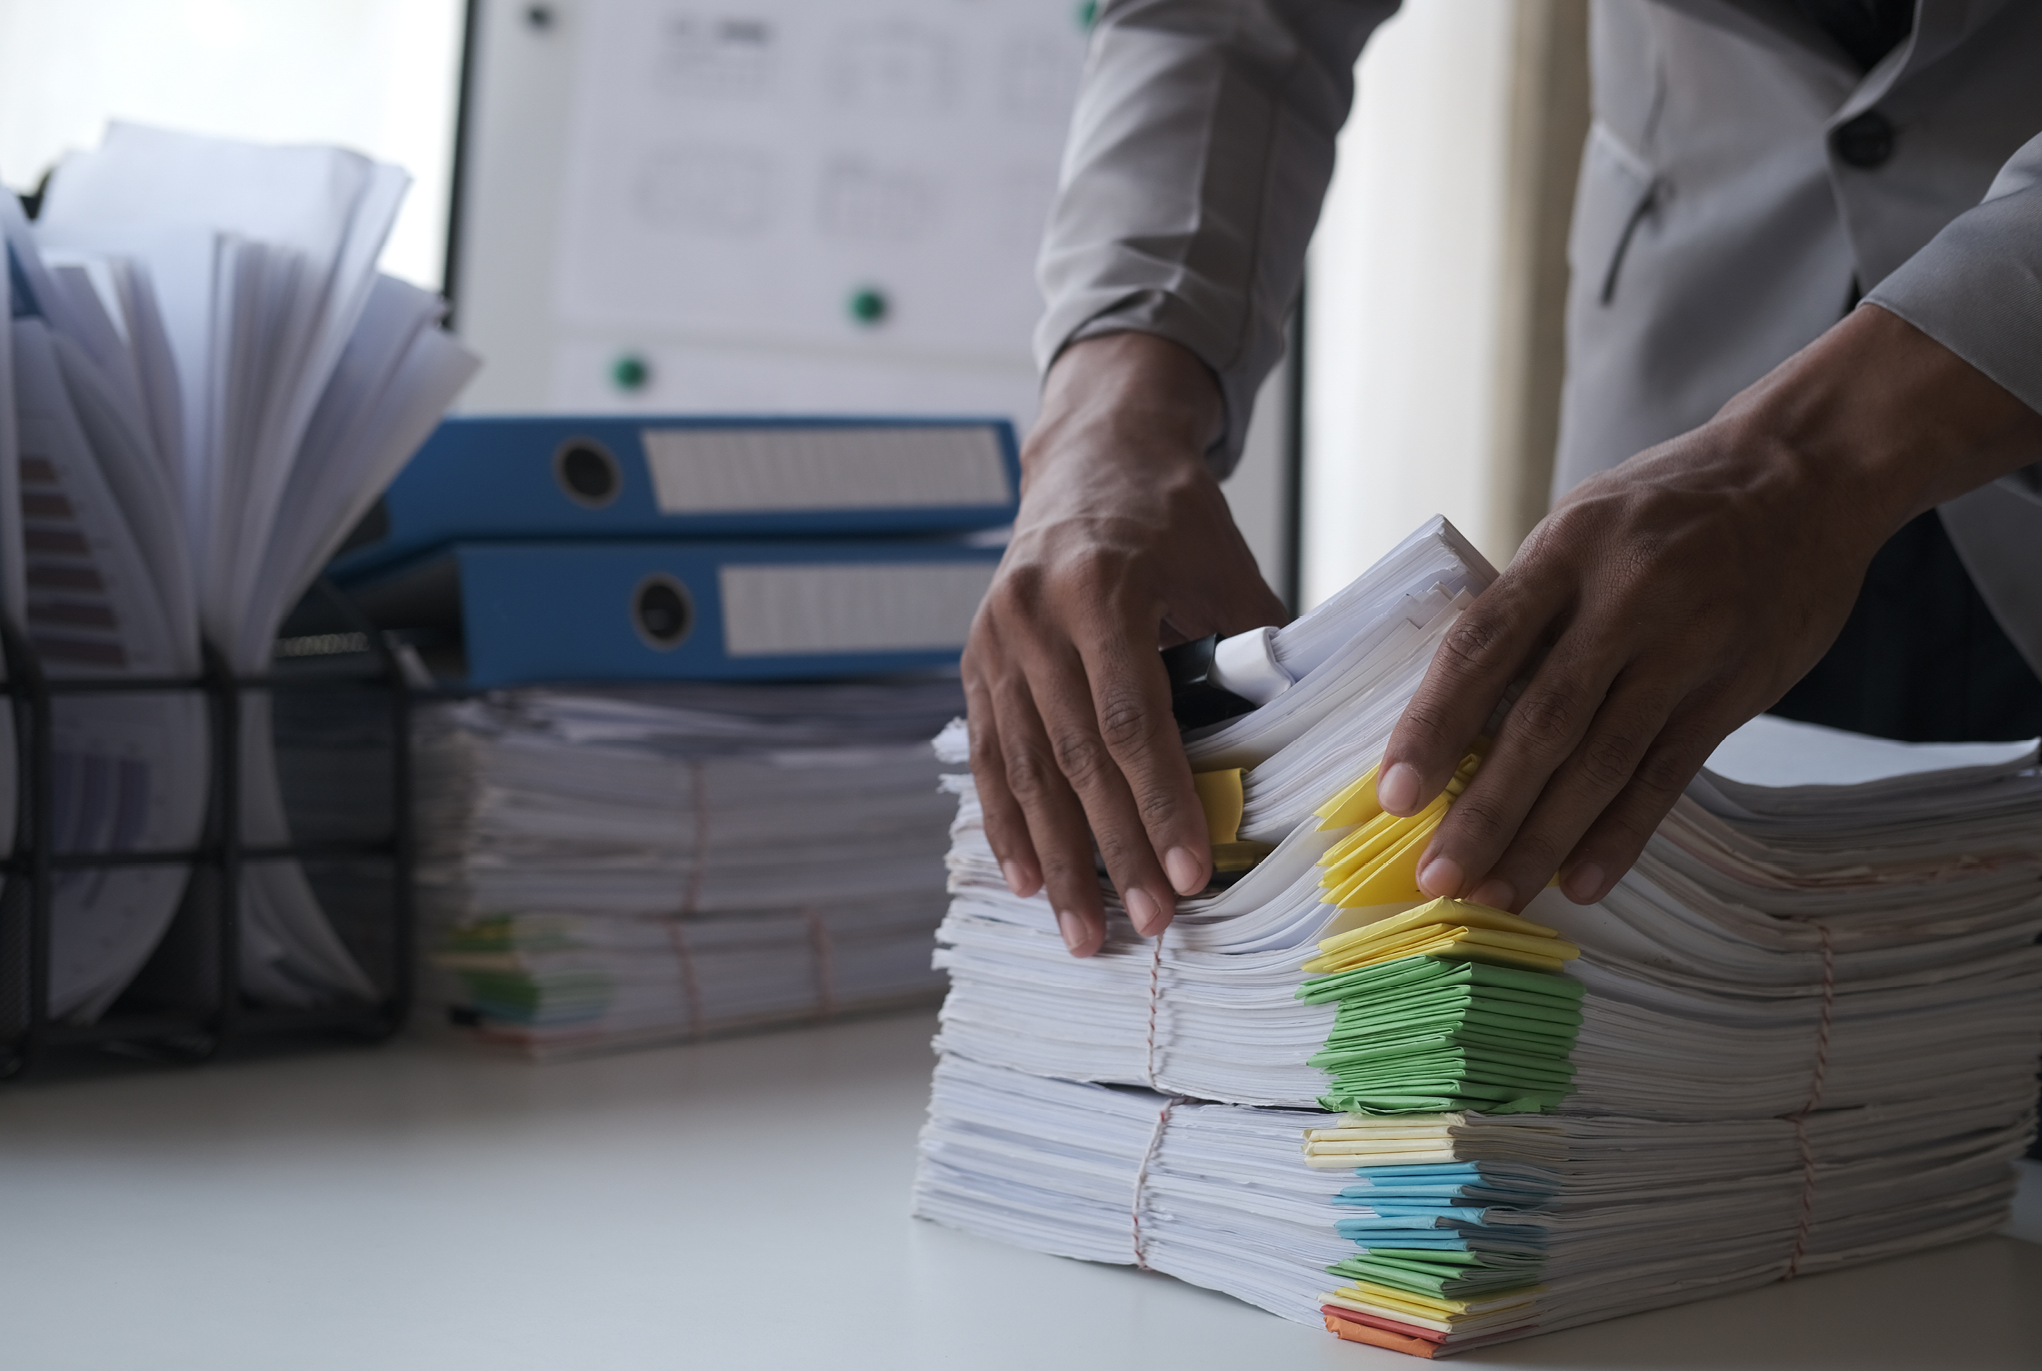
[610,353,651,391]
[846,287,889,327]
[1075,1,1098,31]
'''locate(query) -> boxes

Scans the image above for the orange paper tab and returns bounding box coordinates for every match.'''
[1323,1307,1446,1358]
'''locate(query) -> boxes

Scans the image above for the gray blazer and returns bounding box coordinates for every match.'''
[1037,0,2042,671]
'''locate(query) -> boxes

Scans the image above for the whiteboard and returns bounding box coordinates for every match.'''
[450,0,1087,424]
[451,0,1296,603]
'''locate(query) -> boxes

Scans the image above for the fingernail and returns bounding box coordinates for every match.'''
[1056,909,1090,953]
[1124,887,1167,936]
[1164,846,1206,897]
[1563,863,1605,904]
[1378,763,1421,815]
[1001,860,1031,897]
[1468,879,1515,911]
[1417,855,1464,898]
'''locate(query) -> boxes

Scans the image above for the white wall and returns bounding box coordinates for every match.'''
[0,0,465,289]
[1223,357,1295,607]
[1301,0,1521,607]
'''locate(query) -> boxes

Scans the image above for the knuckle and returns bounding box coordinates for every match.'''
[1051,729,1112,789]
[1438,611,1507,674]
[1575,729,1640,791]
[1397,699,1448,742]
[1057,545,1123,599]
[1445,793,1512,847]
[1539,499,1604,548]
[1136,784,1181,826]
[1630,742,1696,799]
[968,746,1002,789]
[988,564,1048,620]
[1095,687,1155,752]
[967,722,1001,769]
[1509,685,1580,752]
[1001,744,1058,803]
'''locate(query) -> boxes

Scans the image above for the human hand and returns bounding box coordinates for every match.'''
[1377,304,2042,911]
[964,332,1287,956]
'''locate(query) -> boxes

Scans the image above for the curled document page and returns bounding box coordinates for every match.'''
[6,220,205,1023]
[914,514,2042,1357]
[5,125,478,1018]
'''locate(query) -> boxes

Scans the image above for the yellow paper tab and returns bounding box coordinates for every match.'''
[1315,764,1383,830]
[1333,1281,1532,1321]
[1320,797,1446,889]
[1324,814,1443,908]
[1210,839,1275,874]
[1301,897,1579,974]
[1313,749,1481,833]
[1192,769,1244,846]
[1320,897,1560,952]
[1320,1293,1460,1335]
[1303,925,1578,975]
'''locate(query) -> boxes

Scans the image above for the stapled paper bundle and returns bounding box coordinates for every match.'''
[420,680,963,1056]
[911,516,2042,1356]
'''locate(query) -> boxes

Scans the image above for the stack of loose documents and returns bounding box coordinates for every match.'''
[912,518,2042,1356]
[4,124,476,1020]
[420,681,961,1056]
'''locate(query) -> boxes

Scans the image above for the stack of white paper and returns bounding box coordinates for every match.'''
[916,1055,2028,1346]
[928,726,2042,1118]
[419,681,963,1057]
[912,517,2042,1357]
[3,124,478,1021]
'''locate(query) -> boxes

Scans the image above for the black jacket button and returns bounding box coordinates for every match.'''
[1833,111,1896,169]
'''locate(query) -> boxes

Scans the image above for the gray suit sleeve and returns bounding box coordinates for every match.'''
[1035,0,1399,474]
[1866,130,2042,503]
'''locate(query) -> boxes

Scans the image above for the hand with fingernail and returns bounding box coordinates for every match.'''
[1377,306,2042,912]
[962,332,1286,957]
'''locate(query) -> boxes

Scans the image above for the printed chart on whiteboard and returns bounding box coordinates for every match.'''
[527,0,1088,421]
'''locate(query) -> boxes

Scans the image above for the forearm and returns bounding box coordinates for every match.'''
[1038,0,1396,472]
[1023,333,1223,495]
[1705,303,2042,556]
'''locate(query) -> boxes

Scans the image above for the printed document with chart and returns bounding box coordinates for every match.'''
[4,123,477,1019]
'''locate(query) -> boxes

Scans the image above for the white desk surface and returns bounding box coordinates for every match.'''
[1,1012,2036,1371]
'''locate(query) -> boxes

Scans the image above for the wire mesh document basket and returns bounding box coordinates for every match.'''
[0,581,413,1077]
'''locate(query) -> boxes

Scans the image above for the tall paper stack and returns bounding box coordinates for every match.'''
[420,679,962,1056]
[911,517,2042,1356]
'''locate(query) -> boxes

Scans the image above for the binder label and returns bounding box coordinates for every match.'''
[642,425,1012,513]
[719,561,996,656]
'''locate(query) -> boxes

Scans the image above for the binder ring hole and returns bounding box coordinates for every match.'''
[554,439,622,508]
[632,574,694,650]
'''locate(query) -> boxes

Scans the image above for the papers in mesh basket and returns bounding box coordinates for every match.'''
[2,124,478,1020]
[419,681,964,1057]
[912,514,2042,1357]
